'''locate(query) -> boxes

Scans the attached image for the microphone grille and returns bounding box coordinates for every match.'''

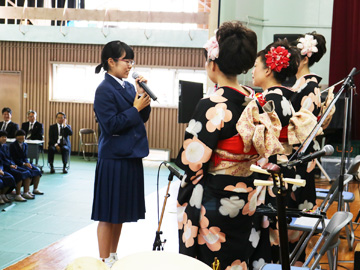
[132,71,139,79]
[324,145,334,156]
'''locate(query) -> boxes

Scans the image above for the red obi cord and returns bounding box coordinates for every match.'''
[211,134,258,166]
[279,125,288,142]
[255,92,266,107]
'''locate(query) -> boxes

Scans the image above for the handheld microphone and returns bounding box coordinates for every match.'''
[164,162,184,180]
[343,67,357,88]
[288,145,334,167]
[132,72,158,101]
[164,162,188,187]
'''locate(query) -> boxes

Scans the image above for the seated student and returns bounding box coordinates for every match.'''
[0,107,19,138]
[0,178,4,205]
[48,112,72,174]
[21,110,44,141]
[10,130,43,196]
[0,179,4,204]
[0,131,32,202]
[0,165,16,204]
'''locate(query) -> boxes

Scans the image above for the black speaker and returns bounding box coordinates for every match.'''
[178,80,203,124]
[274,33,302,44]
[355,243,360,269]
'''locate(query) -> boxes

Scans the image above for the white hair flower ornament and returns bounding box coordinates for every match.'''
[297,34,318,57]
[204,35,219,61]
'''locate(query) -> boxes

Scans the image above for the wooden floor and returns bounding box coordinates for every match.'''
[5,178,360,270]
[307,178,360,270]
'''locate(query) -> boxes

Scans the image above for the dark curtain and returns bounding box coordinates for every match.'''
[329,0,360,140]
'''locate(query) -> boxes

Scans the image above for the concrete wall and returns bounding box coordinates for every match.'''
[219,0,334,86]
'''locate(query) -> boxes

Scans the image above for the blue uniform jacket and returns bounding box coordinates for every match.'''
[0,155,5,171]
[9,141,29,166]
[94,73,151,159]
[0,144,16,170]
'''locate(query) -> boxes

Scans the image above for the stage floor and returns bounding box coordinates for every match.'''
[5,180,180,270]
[1,155,359,270]
[0,155,173,269]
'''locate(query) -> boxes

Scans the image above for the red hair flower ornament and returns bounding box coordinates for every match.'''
[265,46,291,72]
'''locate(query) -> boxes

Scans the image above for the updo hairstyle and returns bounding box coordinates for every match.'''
[297,31,326,67]
[257,39,300,84]
[204,21,257,76]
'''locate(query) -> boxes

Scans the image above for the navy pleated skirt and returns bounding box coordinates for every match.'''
[7,167,32,183]
[21,164,42,178]
[91,158,146,224]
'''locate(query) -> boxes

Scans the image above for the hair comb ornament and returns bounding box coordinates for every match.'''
[265,46,291,72]
[297,34,318,57]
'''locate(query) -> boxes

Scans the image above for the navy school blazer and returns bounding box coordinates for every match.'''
[0,144,16,170]
[9,141,29,166]
[94,73,151,159]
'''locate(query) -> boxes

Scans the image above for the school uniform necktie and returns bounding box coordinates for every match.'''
[60,126,66,146]
[27,123,33,139]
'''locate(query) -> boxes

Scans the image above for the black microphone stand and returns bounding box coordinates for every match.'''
[333,69,358,266]
[288,68,358,162]
[152,171,175,251]
[335,68,357,211]
[288,67,358,268]
[269,165,290,270]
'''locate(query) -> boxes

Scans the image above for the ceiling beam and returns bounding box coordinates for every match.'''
[0,7,209,24]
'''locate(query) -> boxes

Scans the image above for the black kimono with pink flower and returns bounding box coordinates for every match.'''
[260,76,322,264]
[285,74,324,210]
[291,74,322,117]
[262,85,296,184]
[263,86,293,128]
[261,86,298,263]
[279,74,324,263]
[176,86,272,270]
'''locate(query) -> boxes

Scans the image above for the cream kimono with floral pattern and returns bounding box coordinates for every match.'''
[176,86,283,270]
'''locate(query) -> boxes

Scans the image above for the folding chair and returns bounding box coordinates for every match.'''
[47,150,71,171]
[287,173,353,263]
[315,155,360,250]
[260,211,353,270]
[79,128,98,161]
[316,178,355,250]
[346,155,360,181]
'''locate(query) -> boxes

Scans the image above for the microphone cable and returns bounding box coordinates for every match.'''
[155,161,167,225]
